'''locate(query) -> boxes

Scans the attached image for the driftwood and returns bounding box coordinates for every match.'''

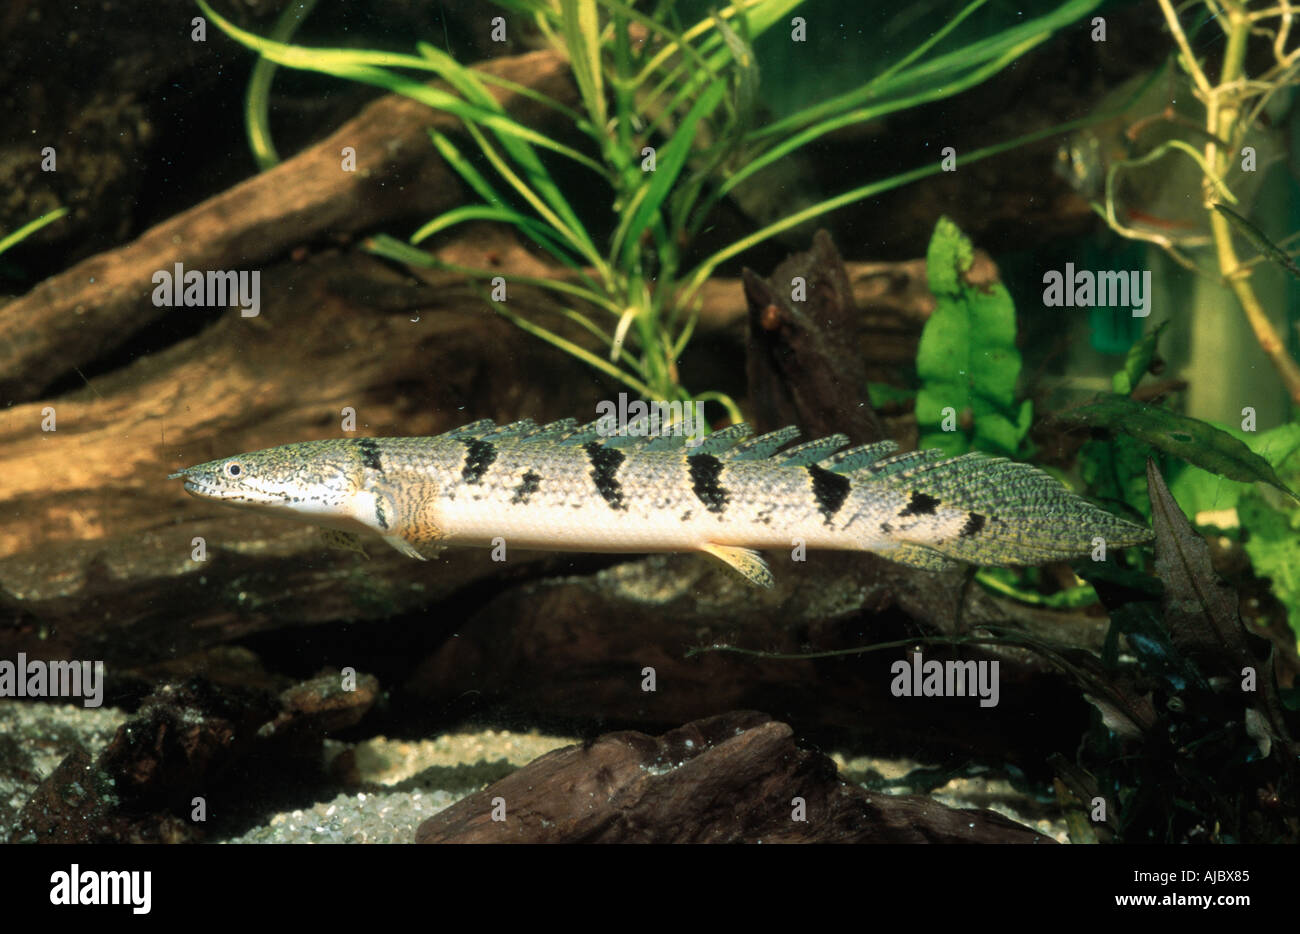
[416,711,1051,843]
[0,49,579,403]
[744,229,886,443]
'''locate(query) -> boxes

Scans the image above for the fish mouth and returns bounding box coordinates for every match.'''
[166,469,205,495]
[169,474,217,498]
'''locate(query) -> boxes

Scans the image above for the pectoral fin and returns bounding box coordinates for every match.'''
[887,542,961,572]
[699,543,774,588]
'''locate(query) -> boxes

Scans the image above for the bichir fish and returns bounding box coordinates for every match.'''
[168,417,1152,586]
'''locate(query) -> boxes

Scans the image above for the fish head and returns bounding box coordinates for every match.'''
[167,440,363,524]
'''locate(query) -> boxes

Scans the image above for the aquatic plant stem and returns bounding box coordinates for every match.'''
[1159,0,1300,403]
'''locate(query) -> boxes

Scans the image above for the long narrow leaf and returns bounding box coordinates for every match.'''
[680,109,1111,305]
[409,205,582,269]
[726,36,1045,196]
[459,120,605,275]
[424,130,590,275]
[754,0,1099,141]
[365,233,615,312]
[561,0,606,129]
[0,206,68,257]
[1212,203,1300,281]
[485,296,657,397]
[199,0,603,174]
[615,80,727,267]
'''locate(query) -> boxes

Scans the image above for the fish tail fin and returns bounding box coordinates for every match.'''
[844,449,1153,567]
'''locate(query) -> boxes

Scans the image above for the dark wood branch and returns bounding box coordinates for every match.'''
[0,49,578,402]
[416,711,1051,843]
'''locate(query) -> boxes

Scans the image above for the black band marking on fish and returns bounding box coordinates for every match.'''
[512,470,542,505]
[688,453,730,513]
[584,442,627,510]
[899,490,940,517]
[959,512,987,538]
[375,499,389,530]
[806,463,851,524]
[358,437,384,473]
[462,439,496,485]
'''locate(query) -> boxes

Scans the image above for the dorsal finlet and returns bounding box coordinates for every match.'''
[773,434,851,466]
[721,426,802,462]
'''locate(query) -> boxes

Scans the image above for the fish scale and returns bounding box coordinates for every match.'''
[169,416,1153,586]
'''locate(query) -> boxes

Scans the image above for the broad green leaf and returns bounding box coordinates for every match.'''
[866,382,916,407]
[1234,425,1300,643]
[1240,485,1300,643]
[915,217,1031,456]
[1166,421,1300,521]
[1056,397,1297,498]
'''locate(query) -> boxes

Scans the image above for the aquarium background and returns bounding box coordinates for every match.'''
[1,0,1297,846]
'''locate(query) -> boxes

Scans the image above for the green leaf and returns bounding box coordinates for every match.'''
[1056,397,1298,499]
[711,9,758,128]
[915,217,1030,456]
[560,0,606,130]
[866,382,916,407]
[1234,424,1300,643]
[1112,321,1167,396]
[926,216,975,297]
[1211,202,1300,282]
[0,206,67,257]
[1079,433,1152,518]
[976,567,1100,608]
[614,79,726,267]
[1240,489,1300,643]
[1166,421,1300,522]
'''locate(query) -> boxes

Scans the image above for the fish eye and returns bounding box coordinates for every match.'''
[225,462,242,478]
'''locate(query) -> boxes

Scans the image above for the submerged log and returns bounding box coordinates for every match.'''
[416,711,1052,843]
